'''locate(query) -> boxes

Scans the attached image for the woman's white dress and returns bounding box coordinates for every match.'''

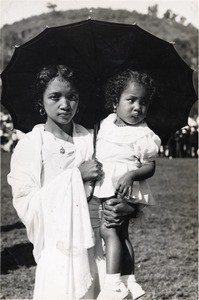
[94,114,161,204]
[7,123,99,300]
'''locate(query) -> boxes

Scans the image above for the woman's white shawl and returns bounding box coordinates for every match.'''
[7,124,95,299]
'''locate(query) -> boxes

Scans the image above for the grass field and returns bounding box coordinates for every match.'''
[1,152,198,300]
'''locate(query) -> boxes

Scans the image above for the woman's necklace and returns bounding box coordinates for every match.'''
[44,124,73,154]
[54,136,69,154]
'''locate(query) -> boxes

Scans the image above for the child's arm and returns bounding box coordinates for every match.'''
[115,161,155,198]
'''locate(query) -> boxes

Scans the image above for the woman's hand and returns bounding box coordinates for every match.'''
[79,159,103,182]
[103,197,136,228]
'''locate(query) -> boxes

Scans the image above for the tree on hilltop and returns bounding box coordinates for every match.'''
[163,9,178,21]
[148,4,158,17]
[47,2,57,13]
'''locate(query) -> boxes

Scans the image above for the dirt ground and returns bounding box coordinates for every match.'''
[1,152,198,299]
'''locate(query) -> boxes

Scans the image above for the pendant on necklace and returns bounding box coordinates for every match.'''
[60,147,65,154]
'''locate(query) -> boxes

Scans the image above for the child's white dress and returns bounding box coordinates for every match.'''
[8,124,96,299]
[94,113,161,205]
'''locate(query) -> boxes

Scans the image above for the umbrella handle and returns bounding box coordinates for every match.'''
[92,122,100,159]
[88,122,100,202]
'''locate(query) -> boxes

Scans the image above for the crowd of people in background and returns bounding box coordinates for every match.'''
[0,112,25,153]
[159,123,198,158]
[0,111,198,158]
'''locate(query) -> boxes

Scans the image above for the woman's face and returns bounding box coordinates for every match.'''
[43,76,79,128]
[115,80,150,126]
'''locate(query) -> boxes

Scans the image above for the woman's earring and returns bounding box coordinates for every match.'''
[113,104,117,113]
[39,106,46,116]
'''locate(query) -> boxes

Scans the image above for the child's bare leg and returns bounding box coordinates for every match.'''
[97,199,131,300]
[119,213,145,300]
[100,220,122,274]
[119,203,145,274]
[118,219,134,275]
[98,217,131,300]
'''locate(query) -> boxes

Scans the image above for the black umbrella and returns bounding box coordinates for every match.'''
[1,19,197,143]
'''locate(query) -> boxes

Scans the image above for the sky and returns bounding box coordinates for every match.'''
[0,0,198,28]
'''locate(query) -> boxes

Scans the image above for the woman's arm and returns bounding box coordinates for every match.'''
[115,161,155,197]
[103,197,137,228]
[8,138,94,261]
[78,159,103,182]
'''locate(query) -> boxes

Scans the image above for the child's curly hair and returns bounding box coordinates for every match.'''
[105,69,156,111]
[34,65,80,107]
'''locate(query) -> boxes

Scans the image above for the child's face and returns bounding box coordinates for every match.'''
[115,80,150,125]
[43,76,79,127]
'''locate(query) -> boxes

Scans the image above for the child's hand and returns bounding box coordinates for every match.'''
[79,159,103,182]
[115,172,134,198]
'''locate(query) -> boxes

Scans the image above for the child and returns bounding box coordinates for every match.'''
[7,65,103,300]
[94,70,161,300]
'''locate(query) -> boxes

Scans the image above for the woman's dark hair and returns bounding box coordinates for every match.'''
[105,69,156,111]
[34,65,80,107]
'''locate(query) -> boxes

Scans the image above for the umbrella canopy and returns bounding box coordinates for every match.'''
[1,19,197,144]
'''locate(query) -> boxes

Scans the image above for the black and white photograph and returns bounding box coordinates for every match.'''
[0,0,198,299]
